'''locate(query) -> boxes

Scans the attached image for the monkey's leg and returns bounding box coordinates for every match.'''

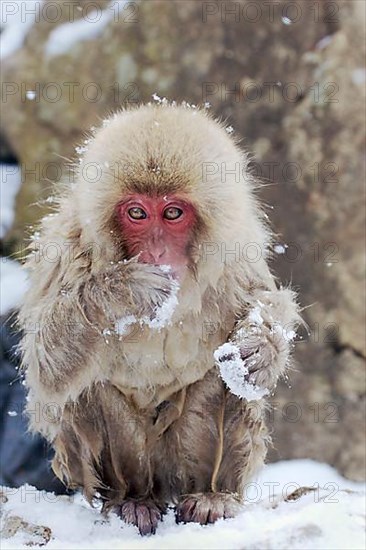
[52,383,166,535]
[153,369,267,525]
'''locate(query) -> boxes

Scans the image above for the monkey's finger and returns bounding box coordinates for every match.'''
[246,361,278,390]
[239,345,260,361]
[242,351,263,372]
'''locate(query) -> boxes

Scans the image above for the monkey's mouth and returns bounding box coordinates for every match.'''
[133,251,186,281]
[156,264,174,275]
[154,263,184,281]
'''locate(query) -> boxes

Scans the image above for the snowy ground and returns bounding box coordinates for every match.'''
[1,460,365,550]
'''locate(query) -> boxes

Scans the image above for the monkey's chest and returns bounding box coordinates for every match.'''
[109,317,231,407]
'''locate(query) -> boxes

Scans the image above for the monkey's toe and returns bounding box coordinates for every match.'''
[117,499,164,536]
[175,492,242,525]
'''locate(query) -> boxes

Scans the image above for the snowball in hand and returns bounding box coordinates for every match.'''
[214,342,269,401]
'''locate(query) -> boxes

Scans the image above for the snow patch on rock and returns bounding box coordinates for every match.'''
[45,0,129,57]
[0,0,43,59]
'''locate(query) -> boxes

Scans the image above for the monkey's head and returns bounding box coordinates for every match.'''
[76,104,270,286]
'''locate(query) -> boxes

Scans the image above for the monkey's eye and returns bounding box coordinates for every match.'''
[163,207,183,220]
[128,207,147,220]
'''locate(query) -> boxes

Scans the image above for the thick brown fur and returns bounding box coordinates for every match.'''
[18,104,300,535]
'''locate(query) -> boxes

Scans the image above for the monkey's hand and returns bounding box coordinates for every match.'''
[215,289,300,399]
[214,323,290,400]
[234,321,290,388]
[84,261,176,324]
[129,263,178,320]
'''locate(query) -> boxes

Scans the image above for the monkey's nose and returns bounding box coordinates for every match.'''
[142,247,166,264]
[150,248,166,262]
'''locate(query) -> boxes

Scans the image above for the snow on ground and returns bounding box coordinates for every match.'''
[1,460,365,549]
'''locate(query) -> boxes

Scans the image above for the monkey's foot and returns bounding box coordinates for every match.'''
[116,499,165,536]
[175,492,243,525]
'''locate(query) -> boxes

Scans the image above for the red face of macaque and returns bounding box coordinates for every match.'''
[117,195,196,280]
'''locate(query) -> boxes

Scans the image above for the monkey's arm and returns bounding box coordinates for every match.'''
[216,285,300,392]
[20,254,173,405]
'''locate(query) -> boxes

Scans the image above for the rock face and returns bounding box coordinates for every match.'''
[1,0,365,479]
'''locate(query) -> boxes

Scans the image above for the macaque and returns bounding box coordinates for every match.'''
[18,103,300,535]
